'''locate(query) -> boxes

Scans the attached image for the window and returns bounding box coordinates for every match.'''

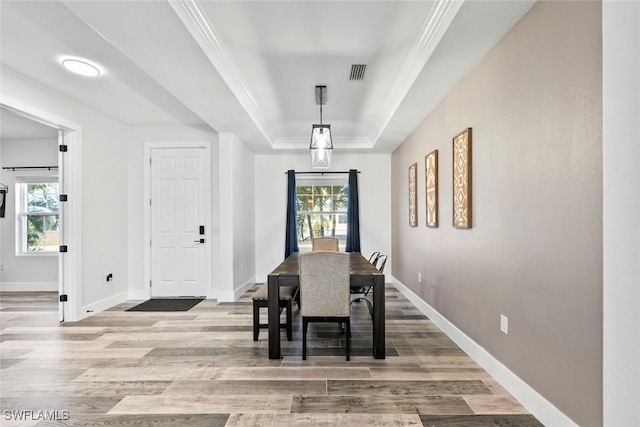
[296,181,348,251]
[16,180,60,254]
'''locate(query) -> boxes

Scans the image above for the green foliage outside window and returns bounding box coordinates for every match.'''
[296,184,348,248]
[25,183,59,252]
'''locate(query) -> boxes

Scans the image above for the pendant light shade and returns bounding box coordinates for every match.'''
[310,86,332,168]
[310,124,332,169]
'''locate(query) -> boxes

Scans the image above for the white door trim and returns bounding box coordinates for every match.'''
[143,141,212,299]
[0,96,83,322]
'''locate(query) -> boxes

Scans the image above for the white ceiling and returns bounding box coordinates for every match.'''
[0,0,535,153]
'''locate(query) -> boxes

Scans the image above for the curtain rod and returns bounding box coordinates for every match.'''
[2,166,59,171]
[284,171,360,175]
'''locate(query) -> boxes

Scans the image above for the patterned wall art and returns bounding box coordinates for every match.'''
[425,150,438,228]
[408,162,418,227]
[452,128,472,228]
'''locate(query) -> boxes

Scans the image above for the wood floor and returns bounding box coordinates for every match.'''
[0,287,544,426]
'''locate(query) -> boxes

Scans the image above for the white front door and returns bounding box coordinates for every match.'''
[150,147,208,297]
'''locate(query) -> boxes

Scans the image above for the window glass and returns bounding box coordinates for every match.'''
[296,182,348,251]
[18,182,60,253]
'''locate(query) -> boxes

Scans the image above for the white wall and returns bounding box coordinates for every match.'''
[1,67,129,317]
[232,136,255,294]
[254,153,391,282]
[219,133,255,301]
[0,138,58,290]
[126,126,219,300]
[603,2,640,425]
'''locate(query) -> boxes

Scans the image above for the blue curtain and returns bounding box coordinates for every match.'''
[346,169,361,252]
[284,170,299,258]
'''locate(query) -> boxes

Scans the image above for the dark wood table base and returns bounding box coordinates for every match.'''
[267,252,385,359]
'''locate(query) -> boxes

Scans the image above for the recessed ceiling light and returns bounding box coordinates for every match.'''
[61,58,101,77]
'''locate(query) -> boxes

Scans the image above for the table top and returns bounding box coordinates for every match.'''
[269,252,382,279]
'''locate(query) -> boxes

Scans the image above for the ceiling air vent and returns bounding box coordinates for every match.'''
[349,64,366,81]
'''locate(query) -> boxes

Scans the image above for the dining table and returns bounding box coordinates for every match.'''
[267,251,385,359]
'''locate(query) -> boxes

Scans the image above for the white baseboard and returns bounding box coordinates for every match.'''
[81,291,128,317]
[218,276,255,302]
[206,288,218,300]
[391,278,578,427]
[0,282,58,292]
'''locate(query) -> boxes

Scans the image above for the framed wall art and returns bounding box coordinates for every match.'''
[452,128,472,228]
[425,150,438,227]
[408,162,417,227]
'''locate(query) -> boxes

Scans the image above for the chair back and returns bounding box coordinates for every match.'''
[299,251,350,317]
[311,237,339,251]
[368,251,380,264]
[375,255,387,273]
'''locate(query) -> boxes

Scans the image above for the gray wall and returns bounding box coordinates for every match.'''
[391,2,602,426]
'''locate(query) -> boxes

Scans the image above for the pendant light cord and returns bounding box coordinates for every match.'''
[319,88,323,125]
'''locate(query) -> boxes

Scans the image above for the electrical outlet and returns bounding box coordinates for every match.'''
[418,272,422,282]
[500,315,509,335]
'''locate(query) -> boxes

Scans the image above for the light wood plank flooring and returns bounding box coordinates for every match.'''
[0,287,543,426]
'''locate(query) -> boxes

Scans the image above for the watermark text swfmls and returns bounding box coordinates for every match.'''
[4,409,70,421]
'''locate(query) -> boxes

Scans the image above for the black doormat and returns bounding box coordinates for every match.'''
[126,298,204,312]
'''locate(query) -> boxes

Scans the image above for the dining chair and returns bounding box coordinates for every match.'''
[311,237,339,251]
[374,255,387,275]
[299,251,351,361]
[351,254,387,316]
[352,251,379,296]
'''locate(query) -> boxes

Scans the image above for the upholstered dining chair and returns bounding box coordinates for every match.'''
[311,237,339,251]
[368,251,381,264]
[299,251,351,361]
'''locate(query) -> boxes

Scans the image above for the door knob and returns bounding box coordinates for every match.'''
[194,238,205,243]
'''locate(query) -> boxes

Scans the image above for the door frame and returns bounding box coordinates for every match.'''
[1,96,83,322]
[143,141,212,299]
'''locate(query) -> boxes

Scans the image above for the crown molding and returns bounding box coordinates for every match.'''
[170,0,273,146]
[370,0,463,145]
[273,136,373,150]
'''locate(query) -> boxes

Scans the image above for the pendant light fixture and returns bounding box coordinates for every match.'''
[310,85,332,169]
